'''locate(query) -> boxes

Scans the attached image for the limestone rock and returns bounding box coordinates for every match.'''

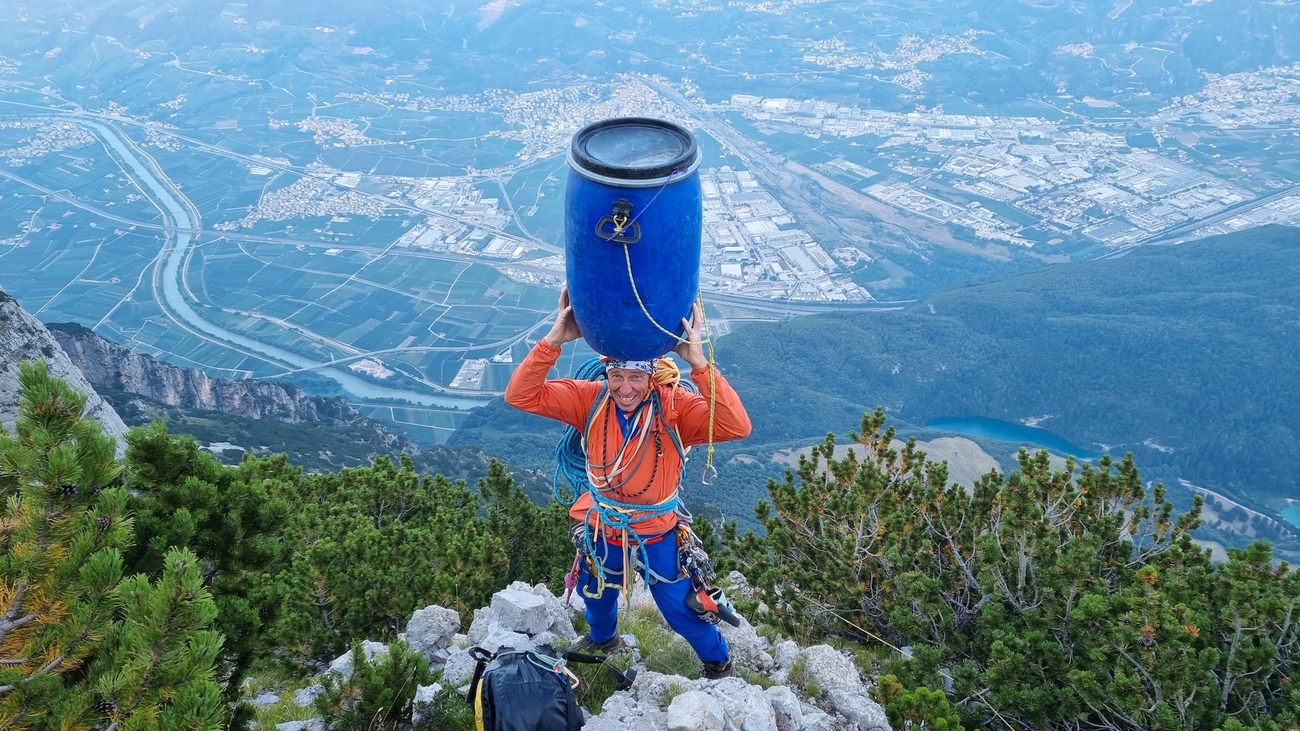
[479,620,532,653]
[800,646,860,695]
[327,640,389,678]
[275,721,323,731]
[766,686,804,731]
[719,616,775,671]
[710,677,779,731]
[799,711,837,730]
[406,605,460,662]
[467,607,491,645]
[411,682,443,725]
[798,646,889,730]
[440,646,478,688]
[521,581,579,639]
[774,641,800,671]
[667,690,725,731]
[0,290,128,450]
[826,690,890,731]
[294,684,324,707]
[491,588,551,635]
[251,691,279,707]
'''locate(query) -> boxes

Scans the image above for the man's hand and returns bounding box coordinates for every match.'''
[673,300,709,371]
[542,286,583,349]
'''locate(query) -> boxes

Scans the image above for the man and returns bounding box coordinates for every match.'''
[504,288,752,679]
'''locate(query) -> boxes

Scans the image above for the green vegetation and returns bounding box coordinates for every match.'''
[717,225,1300,507]
[313,641,433,729]
[0,362,225,730]
[2,363,573,729]
[723,408,1300,730]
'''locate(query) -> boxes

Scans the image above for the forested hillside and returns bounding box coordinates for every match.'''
[717,225,1300,505]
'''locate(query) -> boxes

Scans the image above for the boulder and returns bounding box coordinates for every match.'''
[440,646,478,689]
[411,682,443,725]
[275,721,323,731]
[467,607,491,645]
[479,620,533,653]
[798,645,888,730]
[667,690,725,731]
[517,581,580,639]
[250,691,279,707]
[710,677,779,731]
[718,616,775,671]
[490,588,551,635]
[327,640,389,678]
[826,690,890,731]
[405,605,460,662]
[799,646,860,695]
[774,641,800,671]
[293,684,324,707]
[766,686,804,731]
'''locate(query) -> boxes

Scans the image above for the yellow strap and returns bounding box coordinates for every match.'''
[621,242,719,483]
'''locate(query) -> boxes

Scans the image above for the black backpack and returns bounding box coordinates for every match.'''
[467,644,635,731]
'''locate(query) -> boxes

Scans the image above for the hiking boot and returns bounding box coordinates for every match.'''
[701,657,735,680]
[569,634,623,655]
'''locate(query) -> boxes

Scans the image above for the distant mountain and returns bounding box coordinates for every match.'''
[715,225,1300,509]
[0,289,128,446]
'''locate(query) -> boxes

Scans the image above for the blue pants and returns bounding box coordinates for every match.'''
[579,533,730,664]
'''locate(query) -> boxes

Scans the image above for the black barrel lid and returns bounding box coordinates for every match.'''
[569,117,700,185]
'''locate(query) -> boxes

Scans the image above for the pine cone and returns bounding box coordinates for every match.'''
[94,697,116,715]
[58,483,78,498]
[97,516,113,530]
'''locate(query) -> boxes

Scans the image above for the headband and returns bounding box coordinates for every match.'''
[604,358,656,376]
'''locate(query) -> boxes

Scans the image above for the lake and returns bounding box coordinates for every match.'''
[926,416,1102,459]
[1283,506,1300,530]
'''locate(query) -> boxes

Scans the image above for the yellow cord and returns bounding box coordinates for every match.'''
[620,242,719,484]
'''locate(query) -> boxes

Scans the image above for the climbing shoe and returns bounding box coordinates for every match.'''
[569,634,624,655]
[701,657,735,680]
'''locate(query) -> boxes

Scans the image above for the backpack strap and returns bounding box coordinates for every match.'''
[560,648,637,691]
[466,646,496,720]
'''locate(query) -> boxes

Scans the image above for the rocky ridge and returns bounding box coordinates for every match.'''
[258,576,891,731]
[46,321,418,455]
[0,289,128,446]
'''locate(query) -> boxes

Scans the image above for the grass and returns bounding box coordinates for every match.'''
[787,654,821,699]
[245,661,320,728]
[251,691,320,727]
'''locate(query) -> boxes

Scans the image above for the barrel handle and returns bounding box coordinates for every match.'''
[595,199,641,244]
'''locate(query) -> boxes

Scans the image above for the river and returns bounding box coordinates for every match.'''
[86,120,486,409]
[926,416,1102,459]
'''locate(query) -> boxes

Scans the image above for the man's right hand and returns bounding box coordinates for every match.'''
[543,286,583,348]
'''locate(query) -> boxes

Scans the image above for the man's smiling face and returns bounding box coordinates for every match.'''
[607,368,651,413]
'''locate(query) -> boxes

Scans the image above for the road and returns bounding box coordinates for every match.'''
[79,119,490,408]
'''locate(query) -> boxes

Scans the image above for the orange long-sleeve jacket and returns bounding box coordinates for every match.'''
[504,340,752,537]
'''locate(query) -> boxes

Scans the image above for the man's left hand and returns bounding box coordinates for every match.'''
[673,300,709,371]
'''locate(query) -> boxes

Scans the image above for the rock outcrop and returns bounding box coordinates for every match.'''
[0,289,128,446]
[46,321,417,454]
[268,577,892,731]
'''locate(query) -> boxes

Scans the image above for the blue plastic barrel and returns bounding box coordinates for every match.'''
[565,117,702,360]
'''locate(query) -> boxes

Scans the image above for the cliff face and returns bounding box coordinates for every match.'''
[47,321,419,456]
[0,290,129,445]
[53,322,347,425]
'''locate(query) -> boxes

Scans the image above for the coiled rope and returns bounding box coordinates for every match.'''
[553,357,689,595]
